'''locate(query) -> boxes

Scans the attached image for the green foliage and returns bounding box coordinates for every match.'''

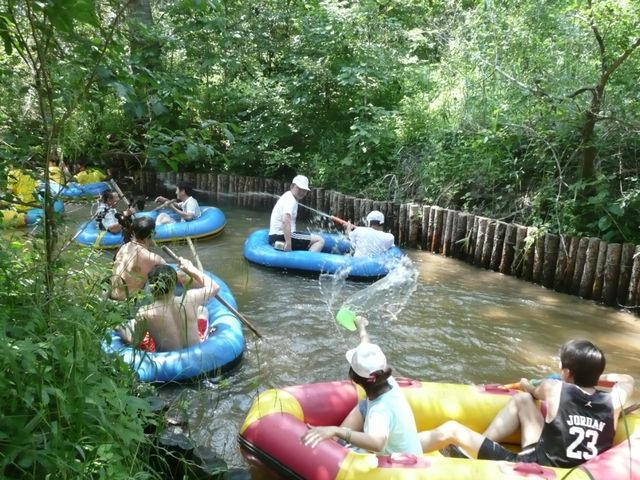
[0,237,159,479]
[0,0,639,241]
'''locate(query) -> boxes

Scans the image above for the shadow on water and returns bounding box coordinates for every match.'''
[64,202,640,475]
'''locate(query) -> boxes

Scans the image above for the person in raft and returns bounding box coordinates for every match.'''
[118,257,220,352]
[344,210,395,257]
[110,216,201,301]
[301,315,422,455]
[95,190,135,234]
[268,174,324,252]
[154,181,201,225]
[419,339,634,468]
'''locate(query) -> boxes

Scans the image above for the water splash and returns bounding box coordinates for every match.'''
[321,255,419,326]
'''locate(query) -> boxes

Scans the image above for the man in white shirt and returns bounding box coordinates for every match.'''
[268,174,324,252]
[345,210,395,257]
[155,181,201,225]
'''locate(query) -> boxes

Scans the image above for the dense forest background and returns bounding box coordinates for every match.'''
[1,0,640,241]
[0,1,639,477]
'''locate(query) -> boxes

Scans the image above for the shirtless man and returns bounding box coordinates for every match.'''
[110,216,163,301]
[118,258,220,351]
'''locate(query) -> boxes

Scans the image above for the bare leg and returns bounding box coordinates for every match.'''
[419,421,485,458]
[483,392,544,447]
[308,234,324,252]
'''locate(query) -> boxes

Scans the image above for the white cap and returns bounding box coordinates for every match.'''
[366,210,384,226]
[292,175,310,191]
[345,343,387,378]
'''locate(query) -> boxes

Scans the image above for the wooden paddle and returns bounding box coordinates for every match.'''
[160,244,263,339]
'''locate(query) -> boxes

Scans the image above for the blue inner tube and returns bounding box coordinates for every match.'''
[25,199,65,225]
[243,228,404,279]
[75,206,226,249]
[103,271,244,382]
[50,181,109,198]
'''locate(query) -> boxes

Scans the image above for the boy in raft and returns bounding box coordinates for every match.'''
[268,174,324,252]
[95,190,135,234]
[419,339,634,468]
[344,210,395,257]
[301,315,422,455]
[154,181,201,225]
[118,258,220,352]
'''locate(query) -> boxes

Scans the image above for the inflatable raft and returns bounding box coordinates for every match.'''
[1,198,65,227]
[243,228,403,279]
[49,180,109,198]
[75,206,226,249]
[104,271,244,382]
[239,379,640,480]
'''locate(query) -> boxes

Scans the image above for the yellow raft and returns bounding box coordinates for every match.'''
[239,379,640,479]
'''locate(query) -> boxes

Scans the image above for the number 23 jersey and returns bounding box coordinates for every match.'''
[540,382,614,467]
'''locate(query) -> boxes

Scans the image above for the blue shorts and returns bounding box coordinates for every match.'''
[268,232,312,251]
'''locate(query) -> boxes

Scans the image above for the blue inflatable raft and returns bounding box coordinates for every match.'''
[103,271,244,382]
[243,228,404,279]
[75,206,226,249]
[49,180,109,198]
[25,199,65,225]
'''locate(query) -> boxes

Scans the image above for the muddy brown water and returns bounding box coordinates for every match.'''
[65,202,640,475]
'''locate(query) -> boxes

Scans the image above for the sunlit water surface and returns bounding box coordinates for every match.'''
[62,200,640,476]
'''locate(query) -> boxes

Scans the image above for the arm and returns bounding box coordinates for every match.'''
[117,312,147,345]
[354,315,371,344]
[600,373,634,409]
[171,202,196,221]
[301,425,387,452]
[154,195,169,204]
[178,257,220,304]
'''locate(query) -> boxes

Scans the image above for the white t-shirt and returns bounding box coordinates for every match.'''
[349,227,395,257]
[96,202,118,231]
[269,191,298,235]
[362,377,422,455]
[178,196,201,220]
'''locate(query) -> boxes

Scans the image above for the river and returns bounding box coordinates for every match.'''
[67,200,640,477]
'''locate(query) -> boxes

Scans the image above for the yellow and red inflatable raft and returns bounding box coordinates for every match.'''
[239,378,640,479]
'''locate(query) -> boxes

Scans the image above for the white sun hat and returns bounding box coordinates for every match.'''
[345,343,387,378]
[366,210,384,226]
[292,175,310,191]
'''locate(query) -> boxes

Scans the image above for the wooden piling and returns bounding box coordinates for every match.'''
[430,207,443,253]
[481,220,495,269]
[408,204,421,249]
[602,244,622,306]
[532,231,545,284]
[520,228,536,281]
[421,206,431,251]
[499,224,517,275]
[570,237,590,295]
[591,241,608,302]
[577,238,600,299]
[442,209,455,256]
[626,246,640,310]
[511,226,528,277]
[489,221,506,271]
[617,243,635,308]
[452,213,469,259]
[542,234,560,288]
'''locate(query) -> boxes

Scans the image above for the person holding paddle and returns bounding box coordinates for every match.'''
[301,315,422,455]
[95,190,135,234]
[269,174,324,252]
[117,257,220,352]
[419,339,634,467]
[154,181,201,225]
[344,210,395,257]
[110,216,200,301]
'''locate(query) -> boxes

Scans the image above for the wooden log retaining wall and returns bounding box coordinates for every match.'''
[139,170,640,314]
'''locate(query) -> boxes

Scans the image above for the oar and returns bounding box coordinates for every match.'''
[108,179,131,208]
[160,244,263,338]
[298,203,348,225]
[502,376,616,390]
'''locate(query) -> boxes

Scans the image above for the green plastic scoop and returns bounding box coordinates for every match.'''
[336,307,357,331]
